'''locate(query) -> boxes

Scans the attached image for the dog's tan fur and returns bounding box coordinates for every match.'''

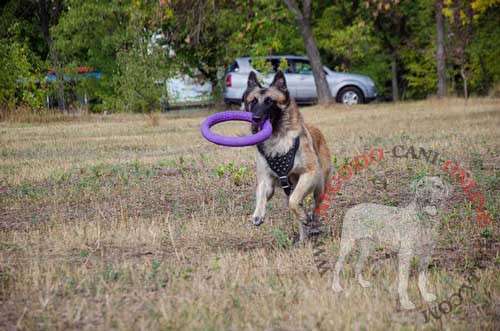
[244,71,332,242]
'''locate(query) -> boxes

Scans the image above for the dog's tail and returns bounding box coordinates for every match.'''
[305,124,332,188]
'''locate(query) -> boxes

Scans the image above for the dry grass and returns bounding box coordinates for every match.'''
[0,98,499,330]
[0,106,94,124]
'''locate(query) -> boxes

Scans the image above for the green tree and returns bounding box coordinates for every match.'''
[52,0,131,108]
[52,0,175,112]
[468,2,500,95]
[111,2,174,112]
[165,0,301,97]
[362,0,409,101]
[443,0,500,97]
[0,43,32,108]
[398,0,437,99]
[315,3,390,96]
[0,0,47,110]
[2,0,500,111]
[39,0,66,111]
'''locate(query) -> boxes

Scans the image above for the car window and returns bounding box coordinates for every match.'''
[229,61,239,72]
[293,60,313,75]
[268,59,281,73]
[249,58,292,74]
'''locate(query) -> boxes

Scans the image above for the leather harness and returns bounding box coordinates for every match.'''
[257,136,300,196]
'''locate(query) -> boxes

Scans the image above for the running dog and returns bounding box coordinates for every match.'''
[332,176,449,309]
[244,70,332,242]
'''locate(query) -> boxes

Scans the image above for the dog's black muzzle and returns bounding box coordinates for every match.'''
[251,105,269,124]
[252,115,262,123]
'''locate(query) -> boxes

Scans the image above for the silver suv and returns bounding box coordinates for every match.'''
[224,55,377,105]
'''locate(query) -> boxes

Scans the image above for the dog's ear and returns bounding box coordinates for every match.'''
[247,71,262,90]
[410,179,417,192]
[270,70,288,93]
[410,177,423,192]
[436,176,452,197]
[243,71,262,106]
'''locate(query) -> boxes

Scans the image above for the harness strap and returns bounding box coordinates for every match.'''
[257,136,300,196]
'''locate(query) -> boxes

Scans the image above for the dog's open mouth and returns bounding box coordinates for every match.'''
[423,205,438,216]
[422,198,441,216]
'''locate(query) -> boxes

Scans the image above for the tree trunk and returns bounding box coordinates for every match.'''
[449,63,455,93]
[460,66,468,99]
[435,0,447,98]
[284,0,333,105]
[391,55,399,101]
[51,49,66,112]
[39,0,66,112]
[478,55,490,94]
[299,21,333,104]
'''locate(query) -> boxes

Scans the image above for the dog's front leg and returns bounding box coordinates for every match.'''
[417,254,436,302]
[289,171,317,242]
[252,171,275,226]
[397,249,416,310]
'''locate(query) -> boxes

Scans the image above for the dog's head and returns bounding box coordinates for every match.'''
[413,176,450,217]
[242,71,290,129]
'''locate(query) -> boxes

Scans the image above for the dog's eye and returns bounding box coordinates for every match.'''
[434,183,443,189]
[264,97,273,105]
[251,98,258,105]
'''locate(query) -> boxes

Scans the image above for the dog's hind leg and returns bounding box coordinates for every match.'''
[356,238,373,288]
[298,183,327,237]
[288,172,317,242]
[252,172,275,226]
[332,237,355,292]
[312,183,326,222]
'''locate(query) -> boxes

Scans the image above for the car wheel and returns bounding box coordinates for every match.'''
[337,86,364,105]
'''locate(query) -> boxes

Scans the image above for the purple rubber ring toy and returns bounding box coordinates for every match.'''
[200,111,272,147]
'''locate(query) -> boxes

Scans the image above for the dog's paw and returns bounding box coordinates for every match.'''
[400,300,416,310]
[422,293,437,302]
[301,215,313,226]
[357,277,372,288]
[252,216,264,226]
[332,280,343,293]
[308,226,322,237]
[293,240,307,247]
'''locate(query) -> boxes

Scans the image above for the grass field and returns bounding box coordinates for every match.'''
[1,98,499,330]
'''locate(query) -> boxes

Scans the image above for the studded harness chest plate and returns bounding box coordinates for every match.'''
[257,136,300,196]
